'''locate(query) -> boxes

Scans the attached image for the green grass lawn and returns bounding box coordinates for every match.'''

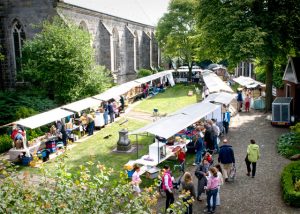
[26,118,153,177]
[133,83,201,114]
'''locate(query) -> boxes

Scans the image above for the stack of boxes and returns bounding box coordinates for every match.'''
[46,140,56,153]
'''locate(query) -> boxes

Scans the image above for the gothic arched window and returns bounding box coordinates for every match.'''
[12,20,26,73]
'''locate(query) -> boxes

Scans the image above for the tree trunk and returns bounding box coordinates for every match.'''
[188,61,193,82]
[265,59,274,112]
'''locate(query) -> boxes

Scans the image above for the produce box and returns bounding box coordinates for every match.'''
[146,167,160,179]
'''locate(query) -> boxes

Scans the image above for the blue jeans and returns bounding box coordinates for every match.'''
[213,136,219,153]
[195,149,203,164]
[207,188,218,211]
[103,111,108,125]
[88,121,94,135]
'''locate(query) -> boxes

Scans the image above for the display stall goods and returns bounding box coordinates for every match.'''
[10,107,74,161]
[130,102,219,166]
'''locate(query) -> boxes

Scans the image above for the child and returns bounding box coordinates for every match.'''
[131,164,142,194]
[176,147,186,172]
[204,152,213,164]
[245,94,250,112]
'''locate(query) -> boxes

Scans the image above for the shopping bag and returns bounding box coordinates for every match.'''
[229,165,236,180]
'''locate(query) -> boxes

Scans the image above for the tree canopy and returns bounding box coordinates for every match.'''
[156,0,198,78]
[197,0,300,110]
[21,17,113,104]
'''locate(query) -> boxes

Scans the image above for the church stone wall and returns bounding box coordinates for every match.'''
[1,0,160,87]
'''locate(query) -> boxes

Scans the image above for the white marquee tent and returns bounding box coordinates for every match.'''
[15,108,74,129]
[202,71,233,93]
[233,76,265,88]
[134,70,175,86]
[130,102,219,139]
[203,92,236,106]
[93,80,141,101]
[62,97,102,112]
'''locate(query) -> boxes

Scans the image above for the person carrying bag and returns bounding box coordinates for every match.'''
[245,139,260,178]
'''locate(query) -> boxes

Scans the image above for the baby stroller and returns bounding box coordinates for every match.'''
[172,173,184,190]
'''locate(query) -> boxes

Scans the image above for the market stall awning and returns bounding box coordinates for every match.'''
[203,92,236,105]
[233,76,265,88]
[93,80,141,101]
[130,102,219,139]
[15,108,74,129]
[134,70,174,84]
[202,71,233,93]
[62,97,101,112]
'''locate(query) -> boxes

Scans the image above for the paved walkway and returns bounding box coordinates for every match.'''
[157,111,299,214]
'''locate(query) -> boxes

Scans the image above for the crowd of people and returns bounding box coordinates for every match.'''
[237,88,255,112]
[131,135,260,214]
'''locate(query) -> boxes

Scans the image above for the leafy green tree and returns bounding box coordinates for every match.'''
[197,0,300,111]
[22,17,113,104]
[156,0,198,80]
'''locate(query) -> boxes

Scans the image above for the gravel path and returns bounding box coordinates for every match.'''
[157,111,300,214]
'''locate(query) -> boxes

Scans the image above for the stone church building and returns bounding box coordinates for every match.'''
[0,0,160,89]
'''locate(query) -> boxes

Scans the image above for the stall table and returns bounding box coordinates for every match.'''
[9,142,41,161]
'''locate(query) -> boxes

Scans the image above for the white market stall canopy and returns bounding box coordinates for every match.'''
[130,102,219,139]
[203,92,236,105]
[134,70,175,86]
[233,76,265,88]
[93,80,141,101]
[176,66,202,73]
[62,97,101,112]
[15,108,74,129]
[202,71,233,93]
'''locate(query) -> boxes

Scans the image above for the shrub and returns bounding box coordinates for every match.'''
[277,132,300,158]
[15,106,37,119]
[0,90,56,130]
[290,122,300,134]
[0,134,12,153]
[27,128,45,141]
[295,180,300,192]
[281,160,300,207]
[0,155,186,213]
[137,69,153,78]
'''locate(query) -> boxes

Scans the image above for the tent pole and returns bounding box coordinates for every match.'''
[136,135,138,159]
[157,138,159,165]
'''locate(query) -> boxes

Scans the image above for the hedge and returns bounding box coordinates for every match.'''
[281,160,300,207]
[0,134,12,153]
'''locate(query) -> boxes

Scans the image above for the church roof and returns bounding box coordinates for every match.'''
[283,57,300,84]
[63,0,169,26]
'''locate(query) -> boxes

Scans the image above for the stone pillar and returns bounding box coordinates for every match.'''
[134,35,137,71]
[249,63,252,78]
[242,62,245,76]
